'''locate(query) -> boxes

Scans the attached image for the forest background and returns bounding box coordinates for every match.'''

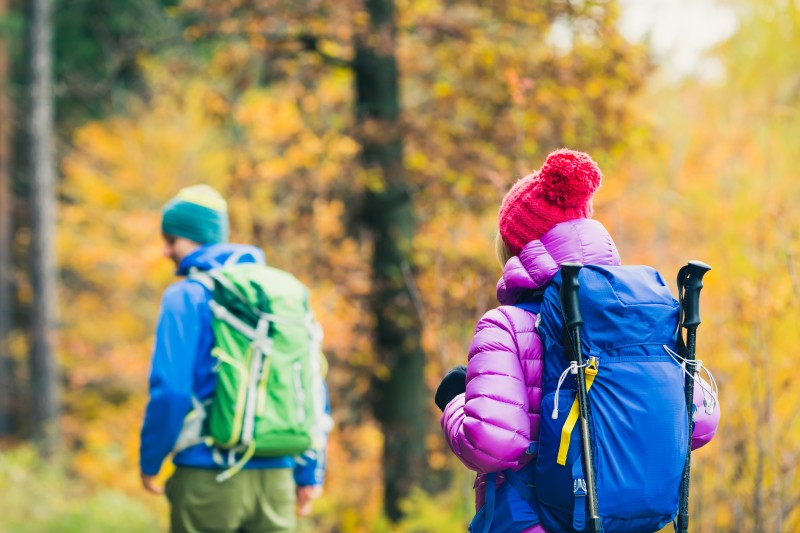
[1,0,799,531]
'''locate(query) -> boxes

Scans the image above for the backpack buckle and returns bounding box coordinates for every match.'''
[585,357,599,376]
[573,477,587,530]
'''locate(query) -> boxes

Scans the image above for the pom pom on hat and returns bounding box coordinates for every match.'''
[498,149,602,256]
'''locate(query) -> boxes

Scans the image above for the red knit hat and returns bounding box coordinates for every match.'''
[498,149,602,256]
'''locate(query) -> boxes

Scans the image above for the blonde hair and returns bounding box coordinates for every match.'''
[495,231,514,268]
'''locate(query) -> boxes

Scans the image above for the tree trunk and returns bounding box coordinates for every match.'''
[354,0,427,521]
[27,0,60,453]
[0,0,13,438]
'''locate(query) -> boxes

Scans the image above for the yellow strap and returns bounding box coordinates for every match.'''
[215,441,256,483]
[557,358,599,466]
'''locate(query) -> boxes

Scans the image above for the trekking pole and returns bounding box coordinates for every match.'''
[676,260,711,533]
[560,263,602,533]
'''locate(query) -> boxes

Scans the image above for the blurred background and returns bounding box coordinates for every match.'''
[1,0,798,531]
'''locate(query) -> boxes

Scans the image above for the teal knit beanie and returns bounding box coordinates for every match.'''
[161,185,229,244]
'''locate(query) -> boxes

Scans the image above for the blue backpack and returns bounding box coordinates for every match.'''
[470,265,688,533]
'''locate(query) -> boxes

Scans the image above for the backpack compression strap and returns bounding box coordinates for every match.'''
[479,459,539,533]
[172,397,215,453]
[481,472,497,533]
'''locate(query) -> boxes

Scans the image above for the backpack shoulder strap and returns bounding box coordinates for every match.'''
[514,300,542,314]
[481,472,497,533]
[503,467,536,506]
[187,268,214,291]
[512,287,547,315]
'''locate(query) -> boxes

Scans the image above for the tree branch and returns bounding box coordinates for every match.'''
[298,34,351,68]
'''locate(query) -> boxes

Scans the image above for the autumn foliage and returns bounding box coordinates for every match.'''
[1,0,799,531]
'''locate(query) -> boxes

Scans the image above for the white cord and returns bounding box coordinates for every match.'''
[663,345,719,415]
[552,361,588,419]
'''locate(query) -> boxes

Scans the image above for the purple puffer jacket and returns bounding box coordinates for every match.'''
[441,219,720,531]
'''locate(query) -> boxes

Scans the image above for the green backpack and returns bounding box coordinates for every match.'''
[176,263,329,482]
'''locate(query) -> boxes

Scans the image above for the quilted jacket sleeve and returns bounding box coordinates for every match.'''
[441,307,541,473]
[691,376,720,450]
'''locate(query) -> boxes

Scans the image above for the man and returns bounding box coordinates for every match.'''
[140,185,326,532]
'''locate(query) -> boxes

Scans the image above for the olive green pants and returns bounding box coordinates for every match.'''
[166,467,297,533]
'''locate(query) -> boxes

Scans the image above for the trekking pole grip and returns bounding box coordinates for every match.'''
[560,263,584,329]
[681,261,711,329]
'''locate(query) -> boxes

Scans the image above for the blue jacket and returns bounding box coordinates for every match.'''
[139,243,327,487]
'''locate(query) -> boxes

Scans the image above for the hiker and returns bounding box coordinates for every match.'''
[435,150,720,532]
[139,185,328,533]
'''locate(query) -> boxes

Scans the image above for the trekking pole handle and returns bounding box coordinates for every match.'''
[681,261,711,329]
[560,263,584,329]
